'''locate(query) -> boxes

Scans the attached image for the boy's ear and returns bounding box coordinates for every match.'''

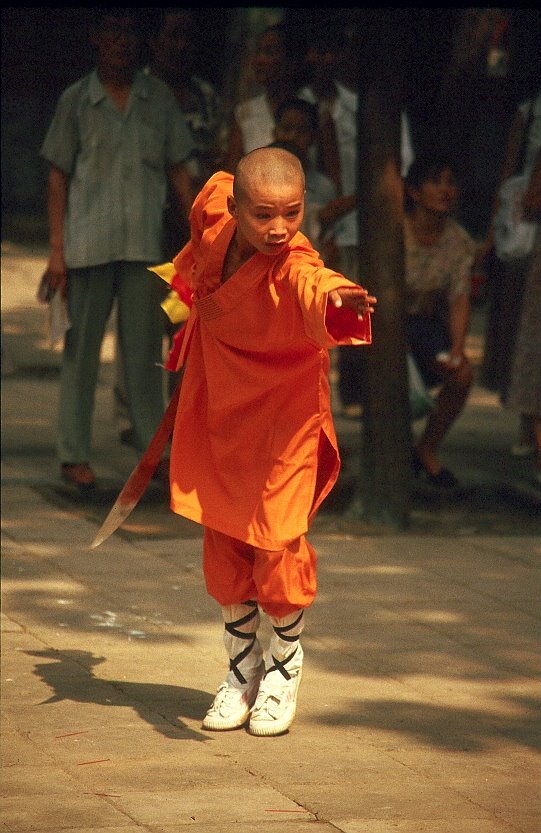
[227,194,237,218]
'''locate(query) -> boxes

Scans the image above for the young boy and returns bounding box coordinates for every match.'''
[163,146,375,736]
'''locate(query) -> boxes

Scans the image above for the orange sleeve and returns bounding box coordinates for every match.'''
[288,259,372,348]
[172,171,233,286]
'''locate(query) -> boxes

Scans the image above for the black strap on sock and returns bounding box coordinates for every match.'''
[265,612,303,681]
[266,645,299,681]
[272,611,303,643]
[224,602,259,685]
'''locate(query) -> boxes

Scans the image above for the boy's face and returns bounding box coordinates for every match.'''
[228,177,305,257]
[274,109,315,156]
[409,167,459,217]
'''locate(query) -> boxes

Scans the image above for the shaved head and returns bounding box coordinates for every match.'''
[233,146,305,202]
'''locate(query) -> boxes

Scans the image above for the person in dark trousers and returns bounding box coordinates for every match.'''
[113,8,227,442]
[40,9,195,490]
[404,157,476,488]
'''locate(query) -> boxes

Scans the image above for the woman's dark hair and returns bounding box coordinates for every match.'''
[404,156,461,212]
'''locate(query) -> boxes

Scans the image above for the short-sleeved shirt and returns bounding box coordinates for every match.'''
[40,70,196,268]
[302,164,338,247]
[234,93,276,155]
[404,215,475,317]
[149,71,226,191]
[519,91,541,177]
[299,82,358,248]
[299,84,416,248]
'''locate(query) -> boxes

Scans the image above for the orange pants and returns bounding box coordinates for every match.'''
[203,528,317,618]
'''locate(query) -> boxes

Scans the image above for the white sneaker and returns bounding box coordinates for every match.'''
[202,670,262,731]
[248,667,303,737]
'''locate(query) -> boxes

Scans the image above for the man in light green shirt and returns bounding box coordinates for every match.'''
[40,9,196,490]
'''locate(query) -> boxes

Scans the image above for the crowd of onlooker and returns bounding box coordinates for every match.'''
[5,8,539,491]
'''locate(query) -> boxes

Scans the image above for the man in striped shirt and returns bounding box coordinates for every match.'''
[40,9,196,490]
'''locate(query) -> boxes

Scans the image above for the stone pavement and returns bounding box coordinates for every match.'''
[1,239,540,832]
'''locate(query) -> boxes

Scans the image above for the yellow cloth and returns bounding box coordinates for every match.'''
[148,262,190,324]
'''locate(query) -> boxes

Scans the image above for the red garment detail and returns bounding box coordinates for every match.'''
[325,301,372,342]
[165,323,187,371]
[164,272,193,371]
[170,272,194,308]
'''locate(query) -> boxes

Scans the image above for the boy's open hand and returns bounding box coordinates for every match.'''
[329,287,377,319]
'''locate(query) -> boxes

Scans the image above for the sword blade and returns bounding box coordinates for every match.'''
[89,381,181,549]
[89,498,137,549]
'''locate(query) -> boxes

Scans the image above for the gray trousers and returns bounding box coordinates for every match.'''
[58,261,165,463]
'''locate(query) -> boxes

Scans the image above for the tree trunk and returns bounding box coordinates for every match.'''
[352,14,412,528]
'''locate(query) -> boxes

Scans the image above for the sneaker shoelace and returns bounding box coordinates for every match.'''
[210,682,245,714]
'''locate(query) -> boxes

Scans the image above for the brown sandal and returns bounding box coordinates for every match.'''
[61,463,96,490]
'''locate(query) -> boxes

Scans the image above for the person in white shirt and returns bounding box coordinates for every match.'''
[299,26,414,417]
[223,23,307,172]
[271,97,338,255]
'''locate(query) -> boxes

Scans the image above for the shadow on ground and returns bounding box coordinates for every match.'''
[26,649,211,743]
[314,695,541,753]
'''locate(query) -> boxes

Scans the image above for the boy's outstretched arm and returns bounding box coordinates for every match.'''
[329,286,377,319]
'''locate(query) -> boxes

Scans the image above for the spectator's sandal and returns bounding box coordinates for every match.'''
[61,463,96,490]
[411,450,458,489]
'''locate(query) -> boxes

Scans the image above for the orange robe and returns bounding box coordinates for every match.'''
[169,172,371,549]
